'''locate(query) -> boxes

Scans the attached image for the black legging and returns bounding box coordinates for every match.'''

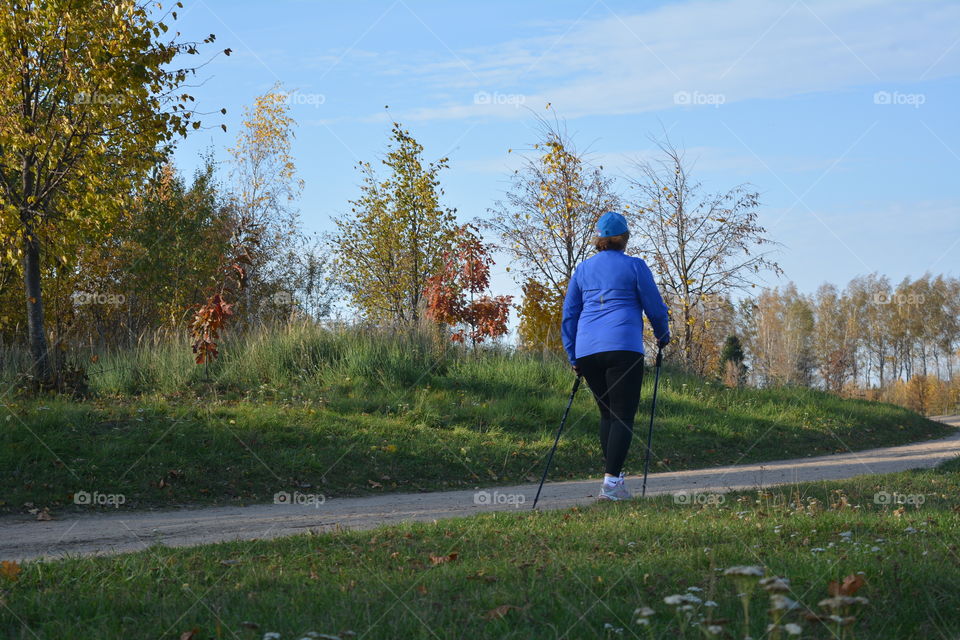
[576,350,645,476]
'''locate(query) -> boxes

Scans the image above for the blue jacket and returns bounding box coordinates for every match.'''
[561,250,670,365]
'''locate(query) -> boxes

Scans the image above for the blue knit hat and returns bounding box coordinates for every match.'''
[596,211,629,238]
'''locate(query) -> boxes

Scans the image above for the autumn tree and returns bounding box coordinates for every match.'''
[625,137,781,374]
[227,84,314,324]
[488,113,619,351]
[813,283,855,392]
[515,278,565,353]
[0,0,227,383]
[743,285,814,386]
[424,224,512,345]
[69,158,233,344]
[333,123,457,326]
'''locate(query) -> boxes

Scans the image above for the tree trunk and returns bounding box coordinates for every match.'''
[23,228,53,382]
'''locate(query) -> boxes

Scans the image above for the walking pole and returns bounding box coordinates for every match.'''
[641,347,664,498]
[532,375,582,509]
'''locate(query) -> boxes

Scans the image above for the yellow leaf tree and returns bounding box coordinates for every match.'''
[0,0,226,384]
[488,113,619,352]
[333,123,457,327]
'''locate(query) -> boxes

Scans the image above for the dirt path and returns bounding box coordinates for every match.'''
[3,416,958,562]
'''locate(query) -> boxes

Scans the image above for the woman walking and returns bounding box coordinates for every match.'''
[561,211,671,501]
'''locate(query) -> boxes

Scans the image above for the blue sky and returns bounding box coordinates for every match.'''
[171,0,960,302]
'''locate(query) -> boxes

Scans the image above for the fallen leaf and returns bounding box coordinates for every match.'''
[36,508,52,521]
[368,480,382,489]
[483,604,521,620]
[0,561,21,581]
[466,571,498,583]
[430,552,459,565]
[179,629,199,640]
[416,585,428,595]
[829,573,865,597]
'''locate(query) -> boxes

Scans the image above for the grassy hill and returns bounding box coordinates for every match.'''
[0,324,952,513]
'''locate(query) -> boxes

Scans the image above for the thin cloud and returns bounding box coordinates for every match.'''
[334,0,960,122]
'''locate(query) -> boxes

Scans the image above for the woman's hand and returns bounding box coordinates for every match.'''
[571,363,582,376]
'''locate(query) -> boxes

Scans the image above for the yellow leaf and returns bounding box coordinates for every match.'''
[0,560,20,581]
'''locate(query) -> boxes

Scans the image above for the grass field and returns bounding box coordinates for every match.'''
[3,459,959,639]
[0,324,952,514]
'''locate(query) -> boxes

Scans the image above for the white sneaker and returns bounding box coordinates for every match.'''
[598,473,632,501]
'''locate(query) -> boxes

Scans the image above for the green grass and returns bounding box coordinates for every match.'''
[4,461,960,639]
[0,324,952,513]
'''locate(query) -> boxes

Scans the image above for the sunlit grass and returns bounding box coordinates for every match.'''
[4,464,960,639]
[0,324,951,513]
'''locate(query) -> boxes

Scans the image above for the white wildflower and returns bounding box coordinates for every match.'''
[769,594,799,611]
[760,576,791,593]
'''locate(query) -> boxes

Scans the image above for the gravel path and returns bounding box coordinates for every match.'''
[2,416,957,562]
